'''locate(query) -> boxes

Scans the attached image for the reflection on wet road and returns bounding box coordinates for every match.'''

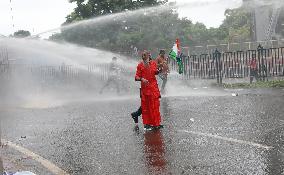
[144,129,167,175]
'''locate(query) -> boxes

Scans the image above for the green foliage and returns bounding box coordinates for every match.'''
[223,80,284,88]
[13,30,31,38]
[220,8,251,42]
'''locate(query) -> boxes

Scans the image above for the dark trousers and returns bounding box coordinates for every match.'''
[131,106,142,123]
[132,106,142,118]
[250,69,258,84]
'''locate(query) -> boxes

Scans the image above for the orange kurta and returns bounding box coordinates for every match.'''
[135,60,161,126]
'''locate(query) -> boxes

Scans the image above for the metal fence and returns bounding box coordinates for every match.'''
[0,64,111,93]
[0,64,109,81]
[184,39,284,55]
[0,62,134,93]
[168,45,284,83]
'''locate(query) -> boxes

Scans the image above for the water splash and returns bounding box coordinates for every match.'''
[32,4,174,38]
[1,38,136,66]
[0,37,140,108]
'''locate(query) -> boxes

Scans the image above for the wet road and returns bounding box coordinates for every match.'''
[1,88,284,174]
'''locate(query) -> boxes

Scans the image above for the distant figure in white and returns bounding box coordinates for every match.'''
[99,57,120,94]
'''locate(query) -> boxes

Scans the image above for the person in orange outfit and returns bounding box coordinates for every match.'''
[249,54,258,84]
[156,50,170,94]
[135,51,163,131]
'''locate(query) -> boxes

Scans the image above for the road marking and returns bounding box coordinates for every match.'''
[178,130,273,150]
[1,139,70,175]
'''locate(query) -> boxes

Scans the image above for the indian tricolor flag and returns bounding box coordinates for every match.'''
[169,38,183,74]
[169,38,181,61]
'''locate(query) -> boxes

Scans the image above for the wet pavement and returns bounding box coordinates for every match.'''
[1,88,284,174]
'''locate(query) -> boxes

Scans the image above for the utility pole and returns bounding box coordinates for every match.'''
[9,0,15,33]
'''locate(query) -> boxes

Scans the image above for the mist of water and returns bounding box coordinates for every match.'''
[32,4,174,38]
[1,38,136,66]
[0,37,142,108]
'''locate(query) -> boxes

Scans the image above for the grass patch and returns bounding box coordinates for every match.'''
[223,80,284,88]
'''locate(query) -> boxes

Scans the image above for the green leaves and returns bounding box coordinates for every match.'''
[13,30,31,38]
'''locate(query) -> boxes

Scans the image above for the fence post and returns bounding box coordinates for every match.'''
[257,44,266,81]
[214,49,222,85]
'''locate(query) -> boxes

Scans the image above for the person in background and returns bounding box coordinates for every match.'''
[156,49,170,94]
[250,54,258,84]
[99,57,120,94]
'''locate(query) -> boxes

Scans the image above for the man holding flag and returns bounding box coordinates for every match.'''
[169,38,183,74]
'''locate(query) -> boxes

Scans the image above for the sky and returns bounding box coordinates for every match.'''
[0,0,242,36]
[176,0,242,27]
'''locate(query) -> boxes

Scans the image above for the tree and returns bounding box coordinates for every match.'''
[65,0,168,24]
[13,30,31,38]
[220,8,251,43]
